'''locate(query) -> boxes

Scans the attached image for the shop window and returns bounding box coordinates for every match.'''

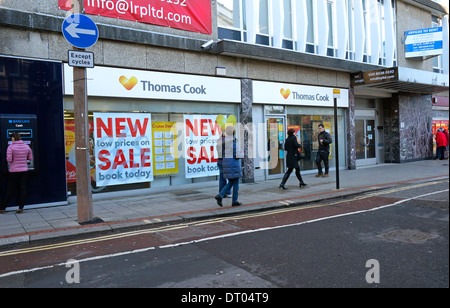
[286,106,346,173]
[432,120,449,155]
[218,0,246,42]
[64,108,239,195]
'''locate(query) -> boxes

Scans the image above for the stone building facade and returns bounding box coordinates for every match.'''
[0,0,448,205]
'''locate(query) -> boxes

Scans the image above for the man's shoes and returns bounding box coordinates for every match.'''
[16,209,23,214]
[315,173,322,177]
[323,174,329,177]
[232,202,242,207]
[0,210,5,214]
[215,195,223,207]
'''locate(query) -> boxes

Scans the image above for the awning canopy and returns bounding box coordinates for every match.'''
[351,67,449,97]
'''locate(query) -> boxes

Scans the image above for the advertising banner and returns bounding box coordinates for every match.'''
[58,0,212,35]
[152,121,178,176]
[63,65,241,103]
[184,114,223,179]
[94,112,153,186]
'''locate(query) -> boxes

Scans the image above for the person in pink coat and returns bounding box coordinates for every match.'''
[0,132,33,214]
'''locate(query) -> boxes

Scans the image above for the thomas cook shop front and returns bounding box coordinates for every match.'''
[63,64,350,197]
[1,57,350,208]
[250,81,348,182]
[63,64,243,196]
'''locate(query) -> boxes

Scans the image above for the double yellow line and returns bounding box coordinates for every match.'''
[0,180,446,257]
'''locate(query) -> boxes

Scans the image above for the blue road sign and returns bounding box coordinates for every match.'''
[62,14,98,49]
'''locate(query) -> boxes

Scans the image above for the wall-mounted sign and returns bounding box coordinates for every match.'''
[351,67,398,86]
[63,64,241,103]
[58,0,212,35]
[68,50,94,68]
[253,81,349,108]
[405,27,443,58]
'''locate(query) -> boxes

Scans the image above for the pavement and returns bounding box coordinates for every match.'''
[0,159,448,248]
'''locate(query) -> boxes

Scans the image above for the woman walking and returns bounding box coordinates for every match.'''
[0,132,33,214]
[279,128,307,190]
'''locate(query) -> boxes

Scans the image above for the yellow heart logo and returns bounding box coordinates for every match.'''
[119,76,138,90]
[280,88,291,99]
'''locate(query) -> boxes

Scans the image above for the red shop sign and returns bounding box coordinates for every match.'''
[58,0,212,35]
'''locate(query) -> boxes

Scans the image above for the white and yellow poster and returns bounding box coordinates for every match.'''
[152,122,179,176]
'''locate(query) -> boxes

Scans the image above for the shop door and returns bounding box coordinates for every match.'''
[355,118,376,166]
[266,117,286,178]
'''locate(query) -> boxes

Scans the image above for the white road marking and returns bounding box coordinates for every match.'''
[0,188,447,279]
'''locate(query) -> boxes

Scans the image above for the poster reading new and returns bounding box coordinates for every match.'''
[94,113,153,186]
[184,115,222,178]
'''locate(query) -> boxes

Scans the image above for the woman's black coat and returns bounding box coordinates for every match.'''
[284,135,301,169]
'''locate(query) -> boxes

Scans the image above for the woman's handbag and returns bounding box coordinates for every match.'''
[296,148,304,160]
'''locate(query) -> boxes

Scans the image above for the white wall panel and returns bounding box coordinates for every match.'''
[245,0,258,44]
[272,0,284,48]
[336,0,348,59]
[368,0,380,64]
[384,0,395,66]
[295,0,308,52]
[354,0,365,62]
[316,0,329,56]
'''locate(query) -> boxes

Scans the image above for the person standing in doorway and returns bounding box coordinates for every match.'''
[0,132,33,214]
[315,123,332,178]
[442,128,449,156]
[279,128,307,189]
[434,127,448,160]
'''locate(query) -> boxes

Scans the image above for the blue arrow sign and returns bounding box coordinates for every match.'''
[62,14,98,49]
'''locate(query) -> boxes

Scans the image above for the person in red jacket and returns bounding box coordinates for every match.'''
[0,132,33,214]
[442,128,449,153]
[434,128,448,160]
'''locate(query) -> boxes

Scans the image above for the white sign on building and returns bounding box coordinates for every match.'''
[405,27,443,58]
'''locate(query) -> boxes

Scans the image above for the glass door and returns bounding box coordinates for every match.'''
[355,118,376,166]
[266,116,286,177]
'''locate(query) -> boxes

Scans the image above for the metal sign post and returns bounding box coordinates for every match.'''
[333,89,340,190]
[62,1,98,223]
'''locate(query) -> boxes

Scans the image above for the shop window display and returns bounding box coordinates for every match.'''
[432,120,449,156]
[64,110,237,195]
[287,107,345,173]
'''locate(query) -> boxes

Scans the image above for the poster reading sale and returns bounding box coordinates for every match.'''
[184,115,222,178]
[94,113,153,186]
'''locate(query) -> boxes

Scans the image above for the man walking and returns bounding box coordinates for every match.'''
[315,123,332,177]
